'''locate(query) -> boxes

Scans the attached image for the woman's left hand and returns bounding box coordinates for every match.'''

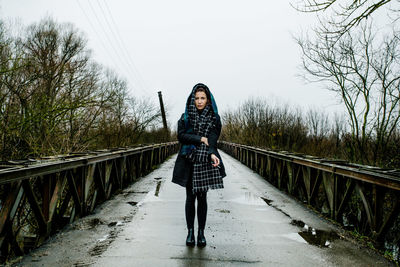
[211,154,220,167]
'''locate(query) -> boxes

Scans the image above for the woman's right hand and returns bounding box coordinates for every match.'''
[201,137,209,146]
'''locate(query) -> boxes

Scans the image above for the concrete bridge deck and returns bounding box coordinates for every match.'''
[14,151,393,266]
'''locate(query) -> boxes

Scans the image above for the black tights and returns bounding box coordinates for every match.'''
[185,180,207,230]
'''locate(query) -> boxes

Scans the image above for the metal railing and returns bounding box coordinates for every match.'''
[0,142,179,262]
[219,141,400,248]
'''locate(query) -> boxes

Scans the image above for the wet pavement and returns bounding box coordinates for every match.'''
[14,151,394,266]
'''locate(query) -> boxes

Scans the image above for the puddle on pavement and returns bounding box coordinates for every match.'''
[108,222,117,227]
[230,192,266,205]
[136,181,163,206]
[73,218,103,230]
[283,232,308,244]
[124,190,148,194]
[108,221,124,227]
[260,197,273,206]
[215,209,230,213]
[258,196,340,249]
[97,234,110,242]
[155,181,162,196]
[259,196,292,217]
[123,190,148,197]
[170,256,262,264]
[290,219,339,248]
[73,261,93,267]
[268,203,291,218]
[137,190,162,206]
[127,201,138,206]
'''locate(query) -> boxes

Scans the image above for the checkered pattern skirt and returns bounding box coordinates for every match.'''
[192,161,224,193]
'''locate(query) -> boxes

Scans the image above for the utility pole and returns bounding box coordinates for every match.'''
[157,91,169,140]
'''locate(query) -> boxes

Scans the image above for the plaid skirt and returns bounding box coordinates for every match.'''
[192,162,224,193]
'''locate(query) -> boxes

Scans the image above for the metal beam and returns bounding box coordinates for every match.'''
[0,143,178,185]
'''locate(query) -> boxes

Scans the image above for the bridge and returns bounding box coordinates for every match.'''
[0,142,398,266]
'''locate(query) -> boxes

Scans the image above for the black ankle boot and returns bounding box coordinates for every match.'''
[197,229,206,247]
[186,228,195,246]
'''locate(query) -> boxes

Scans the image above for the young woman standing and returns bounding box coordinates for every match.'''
[172,83,226,247]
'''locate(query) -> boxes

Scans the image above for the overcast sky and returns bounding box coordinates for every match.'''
[1,0,341,128]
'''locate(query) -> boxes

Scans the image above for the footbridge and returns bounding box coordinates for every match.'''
[0,142,398,266]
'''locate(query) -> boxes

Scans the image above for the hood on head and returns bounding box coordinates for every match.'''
[185,83,218,115]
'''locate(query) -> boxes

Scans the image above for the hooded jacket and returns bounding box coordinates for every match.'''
[172,83,226,187]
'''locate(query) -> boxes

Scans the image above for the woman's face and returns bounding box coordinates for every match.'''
[194,91,208,110]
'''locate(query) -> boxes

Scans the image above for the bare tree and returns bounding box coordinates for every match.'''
[18,18,89,155]
[94,70,161,148]
[0,17,164,159]
[306,109,330,138]
[370,32,400,163]
[125,96,161,142]
[297,23,400,164]
[293,0,395,38]
[0,21,14,159]
[61,62,111,152]
[0,21,37,159]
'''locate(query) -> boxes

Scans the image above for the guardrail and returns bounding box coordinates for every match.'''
[219,141,400,249]
[0,142,179,262]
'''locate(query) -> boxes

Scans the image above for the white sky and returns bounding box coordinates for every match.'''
[1,0,342,128]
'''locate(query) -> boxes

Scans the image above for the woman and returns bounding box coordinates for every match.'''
[172,83,226,247]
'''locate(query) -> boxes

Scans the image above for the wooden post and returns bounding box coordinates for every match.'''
[287,162,294,194]
[322,171,336,218]
[158,91,169,141]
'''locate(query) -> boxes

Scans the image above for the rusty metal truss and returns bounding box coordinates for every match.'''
[219,141,400,247]
[0,142,178,262]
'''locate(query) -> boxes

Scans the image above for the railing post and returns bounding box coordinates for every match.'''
[322,171,337,219]
[287,162,294,194]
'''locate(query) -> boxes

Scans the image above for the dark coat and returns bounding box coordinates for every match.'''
[172,113,226,187]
